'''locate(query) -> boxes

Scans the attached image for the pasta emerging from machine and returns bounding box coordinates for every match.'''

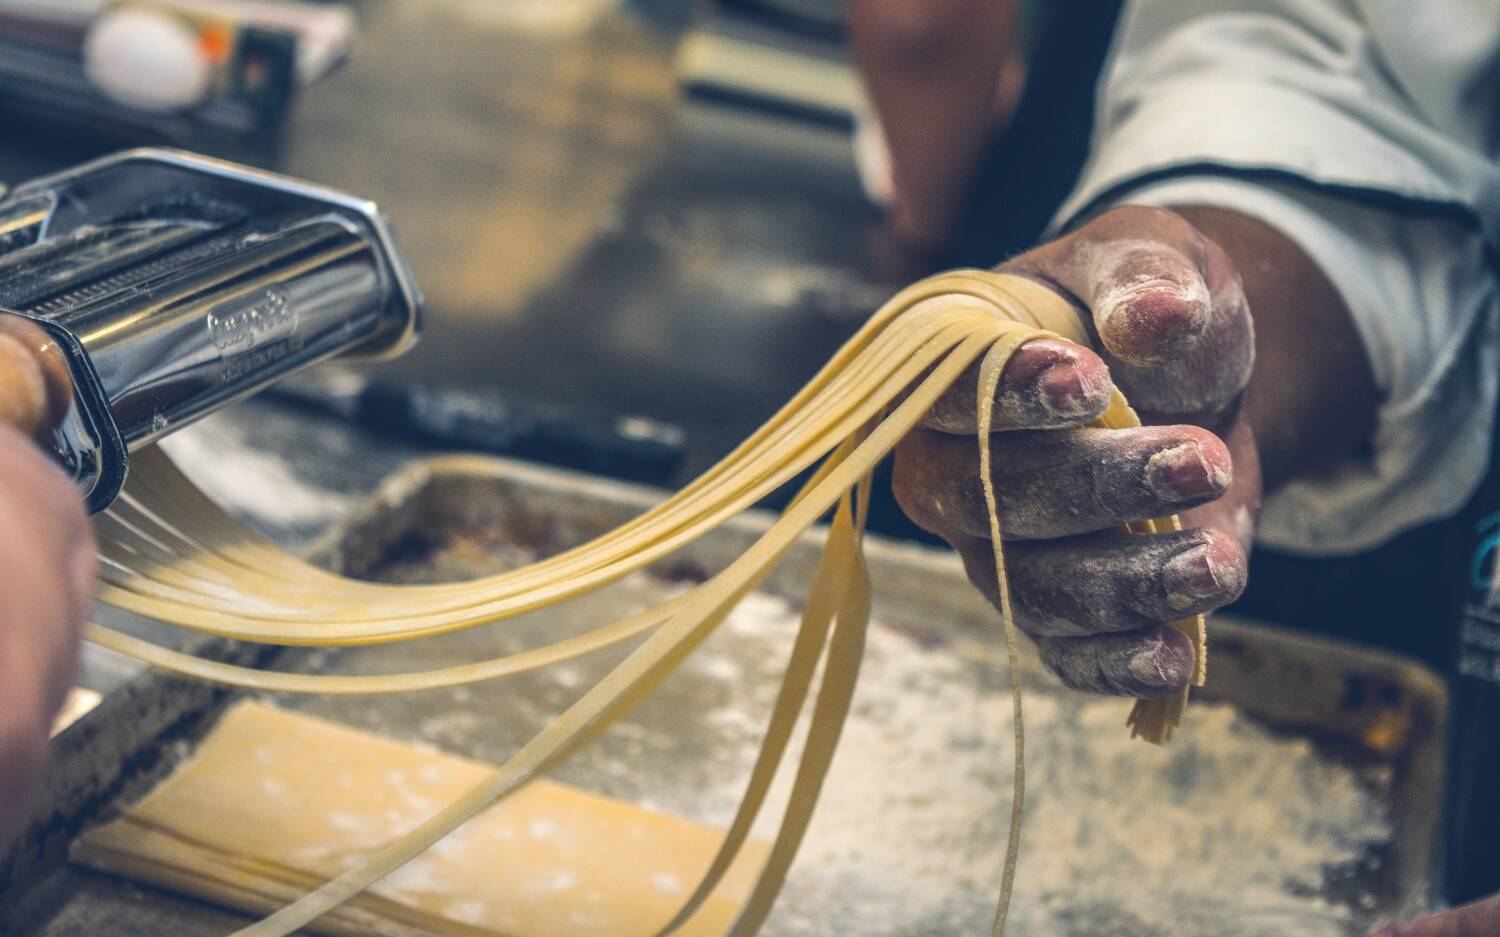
[90,271,1205,937]
[0,153,1203,937]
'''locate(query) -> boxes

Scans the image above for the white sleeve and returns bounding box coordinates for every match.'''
[1056,1,1500,236]
[1118,176,1498,556]
[1049,1,1500,556]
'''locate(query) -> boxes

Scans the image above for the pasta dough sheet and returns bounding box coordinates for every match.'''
[72,702,770,937]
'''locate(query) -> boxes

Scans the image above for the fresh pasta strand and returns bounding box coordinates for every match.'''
[86,270,1206,937]
[977,336,1029,937]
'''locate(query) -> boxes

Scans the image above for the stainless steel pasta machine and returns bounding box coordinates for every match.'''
[0,148,423,512]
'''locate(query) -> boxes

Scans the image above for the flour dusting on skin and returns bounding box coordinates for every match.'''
[1079,236,1213,356]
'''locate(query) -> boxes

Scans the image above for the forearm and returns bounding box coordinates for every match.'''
[849,0,1019,245]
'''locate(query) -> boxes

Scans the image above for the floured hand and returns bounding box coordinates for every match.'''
[894,206,1260,697]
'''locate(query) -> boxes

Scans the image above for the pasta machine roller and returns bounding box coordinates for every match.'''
[0,148,422,512]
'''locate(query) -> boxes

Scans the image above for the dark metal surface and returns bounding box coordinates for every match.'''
[268,368,687,485]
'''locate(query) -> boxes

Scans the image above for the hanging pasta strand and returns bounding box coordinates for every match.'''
[86,270,1205,937]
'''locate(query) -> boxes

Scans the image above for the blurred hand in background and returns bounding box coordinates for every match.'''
[0,426,95,850]
[850,0,1027,275]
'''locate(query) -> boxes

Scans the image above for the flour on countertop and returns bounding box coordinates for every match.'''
[288,552,1395,937]
[644,590,1391,937]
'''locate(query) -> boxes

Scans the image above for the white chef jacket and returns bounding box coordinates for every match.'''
[1054,0,1500,556]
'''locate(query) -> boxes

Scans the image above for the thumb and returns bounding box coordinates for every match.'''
[0,315,73,441]
[1003,206,1254,423]
[1079,234,1213,365]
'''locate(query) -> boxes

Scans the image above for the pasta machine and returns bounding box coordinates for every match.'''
[0,148,422,512]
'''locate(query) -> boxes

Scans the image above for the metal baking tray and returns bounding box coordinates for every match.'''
[6,455,1447,936]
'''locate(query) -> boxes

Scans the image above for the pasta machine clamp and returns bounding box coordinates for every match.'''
[0,148,423,512]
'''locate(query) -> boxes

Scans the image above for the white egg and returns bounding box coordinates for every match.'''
[83,7,213,112]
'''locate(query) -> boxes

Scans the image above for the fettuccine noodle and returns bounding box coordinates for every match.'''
[86,270,1205,937]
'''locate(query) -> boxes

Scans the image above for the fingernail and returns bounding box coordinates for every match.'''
[1162,543,1224,607]
[1128,630,1194,692]
[1097,277,1211,361]
[1036,359,1104,419]
[1145,442,1221,501]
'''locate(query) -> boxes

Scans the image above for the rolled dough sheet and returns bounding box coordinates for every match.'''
[72,701,770,937]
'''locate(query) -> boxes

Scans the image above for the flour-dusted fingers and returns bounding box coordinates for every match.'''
[1033,626,1197,698]
[1002,205,1255,425]
[949,528,1246,639]
[920,337,1113,433]
[892,423,1232,541]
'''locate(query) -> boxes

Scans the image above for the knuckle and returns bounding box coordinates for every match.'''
[1084,205,1206,260]
[1009,540,1138,637]
[894,431,994,538]
[891,438,952,534]
[1082,204,1157,234]
[1038,626,1195,698]
[1105,203,1194,232]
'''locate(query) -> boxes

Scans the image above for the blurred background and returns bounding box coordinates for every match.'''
[4,0,887,477]
[0,0,1105,539]
[6,9,1490,934]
